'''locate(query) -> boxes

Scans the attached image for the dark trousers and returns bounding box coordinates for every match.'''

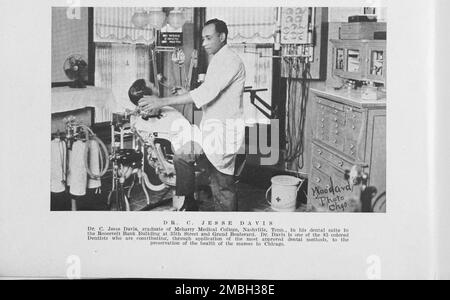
[173,142,237,211]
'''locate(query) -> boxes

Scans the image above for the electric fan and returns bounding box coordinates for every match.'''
[63,54,88,88]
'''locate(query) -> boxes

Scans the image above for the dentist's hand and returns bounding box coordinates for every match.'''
[138,95,162,112]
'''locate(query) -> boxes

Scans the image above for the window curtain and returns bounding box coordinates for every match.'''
[229,45,272,125]
[206,8,276,124]
[94,7,156,44]
[94,8,152,110]
[206,7,277,44]
[94,7,194,44]
[95,43,150,110]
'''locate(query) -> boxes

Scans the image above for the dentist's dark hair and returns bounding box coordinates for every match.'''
[204,18,228,43]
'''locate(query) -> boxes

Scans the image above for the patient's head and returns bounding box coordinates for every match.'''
[128,79,158,106]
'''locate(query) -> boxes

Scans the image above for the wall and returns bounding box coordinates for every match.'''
[51,7,89,83]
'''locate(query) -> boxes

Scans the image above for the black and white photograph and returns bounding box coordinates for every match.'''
[50,6,386,213]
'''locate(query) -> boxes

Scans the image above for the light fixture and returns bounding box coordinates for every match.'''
[167,8,186,30]
[146,8,166,30]
[131,9,149,29]
[131,7,186,30]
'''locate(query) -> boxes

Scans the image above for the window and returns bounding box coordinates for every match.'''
[93,8,152,110]
[206,8,277,124]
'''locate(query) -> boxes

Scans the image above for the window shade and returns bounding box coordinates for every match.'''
[206,7,277,44]
[94,7,156,44]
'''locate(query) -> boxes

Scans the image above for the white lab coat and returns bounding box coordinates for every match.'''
[189,45,246,175]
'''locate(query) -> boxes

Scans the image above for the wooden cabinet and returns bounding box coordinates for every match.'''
[331,39,386,84]
[308,88,386,212]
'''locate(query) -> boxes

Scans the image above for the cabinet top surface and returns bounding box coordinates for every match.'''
[311,87,386,108]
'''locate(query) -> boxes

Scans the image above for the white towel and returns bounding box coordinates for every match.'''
[67,140,87,196]
[50,138,66,193]
[87,140,102,189]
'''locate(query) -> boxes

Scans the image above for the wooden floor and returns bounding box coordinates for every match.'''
[128,181,275,212]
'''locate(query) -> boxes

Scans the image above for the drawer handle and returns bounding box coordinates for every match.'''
[316,163,321,169]
[352,125,356,129]
[334,117,338,121]
[315,177,321,183]
[335,124,339,128]
[352,114,356,118]
[317,149,322,155]
[335,130,339,134]
[333,139,337,143]
[321,118,325,122]
[338,161,344,167]
[351,151,355,155]
[320,124,324,128]
[334,109,338,113]
[350,144,355,149]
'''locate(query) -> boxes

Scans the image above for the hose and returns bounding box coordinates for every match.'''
[285,58,311,170]
[142,171,167,192]
[81,125,110,180]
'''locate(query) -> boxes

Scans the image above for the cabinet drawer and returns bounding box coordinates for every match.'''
[346,109,364,127]
[324,106,346,126]
[315,121,330,141]
[316,96,345,111]
[346,118,363,136]
[309,168,332,188]
[314,108,345,144]
[312,143,326,158]
[315,109,330,141]
[312,143,353,173]
[311,155,333,175]
[343,138,359,159]
[327,132,345,152]
[329,150,353,173]
[344,108,365,159]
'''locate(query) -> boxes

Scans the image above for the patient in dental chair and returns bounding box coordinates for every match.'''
[128,79,161,118]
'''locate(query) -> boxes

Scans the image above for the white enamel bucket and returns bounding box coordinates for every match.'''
[265,175,304,212]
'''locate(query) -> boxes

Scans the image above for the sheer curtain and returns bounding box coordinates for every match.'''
[94,7,156,44]
[206,8,276,124]
[229,45,272,125]
[95,43,150,111]
[94,8,152,111]
[206,7,276,43]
